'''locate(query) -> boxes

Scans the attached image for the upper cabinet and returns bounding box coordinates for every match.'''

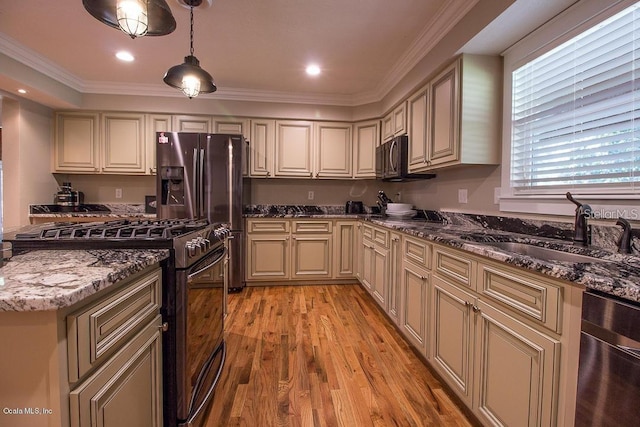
[146,114,172,175]
[101,113,146,174]
[212,117,250,141]
[54,112,151,175]
[275,120,314,177]
[382,102,407,142]
[315,122,352,178]
[172,115,211,133]
[353,120,380,178]
[408,54,501,173]
[54,112,100,173]
[249,119,276,177]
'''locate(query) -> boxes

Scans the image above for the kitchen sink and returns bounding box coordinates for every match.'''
[480,241,609,264]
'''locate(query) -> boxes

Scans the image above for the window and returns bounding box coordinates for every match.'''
[510,2,639,194]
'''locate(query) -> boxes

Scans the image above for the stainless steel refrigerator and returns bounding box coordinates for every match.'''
[156,132,247,292]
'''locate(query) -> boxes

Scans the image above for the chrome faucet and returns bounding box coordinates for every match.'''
[566,192,591,246]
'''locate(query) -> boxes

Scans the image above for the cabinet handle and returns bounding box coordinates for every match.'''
[266,171,271,177]
[309,172,313,177]
[472,305,480,313]
[420,275,426,280]
[159,322,169,332]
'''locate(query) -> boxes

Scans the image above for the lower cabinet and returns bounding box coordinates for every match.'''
[400,259,430,355]
[69,315,163,427]
[360,224,389,309]
[247,233,290,280]
[387,232,402,324]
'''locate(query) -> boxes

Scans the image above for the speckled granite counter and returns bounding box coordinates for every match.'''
[0,249,169,311]
[244,205,640,304]
[29,203,156,222]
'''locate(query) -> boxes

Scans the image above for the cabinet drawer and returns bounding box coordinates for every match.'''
[247,219,289,233]
[67,269,161,383]
[372,226,389,248]
[478,263,561,333]
[403,236,432,270]
[362,223,374,242]
[293,220,332,233]
[434,247,474,288]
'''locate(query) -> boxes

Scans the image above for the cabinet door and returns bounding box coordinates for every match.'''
[334,221,356,278]
[408,85,429,171]
[315,122,352,178]
[361,242,374,293]
[428,61,459,167]
[249,119,275,177]
[387,234,402,325]
[69,315,163,427]
[430,275,475,406]
[54,112,100,172]
[353,120,380,178]
[146,114,172,175]
[382,112,394,141]
[213,117,250,140]
[354,223,363,281]
[473,300,559,427]
[371,245,389,310]
[101,113,146,174]
[393,102,407,136]
[400,261,429,354]
[291,234,333,279]
[246,234,290,280]
[275,120,313,177]
[172,115,212,133]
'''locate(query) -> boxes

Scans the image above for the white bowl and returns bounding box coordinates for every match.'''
[386,209,417,218]
[386,203,413,212]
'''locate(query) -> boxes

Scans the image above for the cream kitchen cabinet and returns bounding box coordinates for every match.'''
[54,112,151,175]
[0,266,163,427]
[249,119,276,177]
[360,223,389,309]
[387,232,402,325]
[429,243,579,427]
[291,220,333,279]
[334,220,357,277]
[146,114,172,175]
[382,102,407,142]
[246,218,347,282]
[399,238,431,356]
[246,219,290,281]
[275,120,314,177]
[101,112,146,174]
[212,117,250,176]
[355,222,364,281]
[54,112,101,172]
[408,54,501,173]
[353,120,380,178]
[172,114,212,133]
[314,122,352,178]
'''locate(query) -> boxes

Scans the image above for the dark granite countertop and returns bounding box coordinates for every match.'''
[243,205,640,304]
[0,249,169,311]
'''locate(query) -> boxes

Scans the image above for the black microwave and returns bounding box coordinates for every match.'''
[376,135,436,181]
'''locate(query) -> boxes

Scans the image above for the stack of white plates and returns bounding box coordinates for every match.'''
[386,209,417,219]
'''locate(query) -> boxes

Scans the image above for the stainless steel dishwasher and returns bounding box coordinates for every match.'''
[575,290,640,426]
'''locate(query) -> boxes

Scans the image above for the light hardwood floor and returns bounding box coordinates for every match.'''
[206,284,475,427]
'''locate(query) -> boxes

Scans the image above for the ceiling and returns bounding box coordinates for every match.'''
[0,0,576,108]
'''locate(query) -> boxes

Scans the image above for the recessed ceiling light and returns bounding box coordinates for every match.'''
[306,64,321,76]
[116,51,135,62]
[17,89,27,94]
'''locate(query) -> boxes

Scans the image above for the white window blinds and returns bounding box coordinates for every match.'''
[510,3,640,193]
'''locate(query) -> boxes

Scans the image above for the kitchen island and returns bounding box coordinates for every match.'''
[0,248,168,427]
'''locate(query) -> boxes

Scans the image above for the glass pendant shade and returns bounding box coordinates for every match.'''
[163,55,216,98]
[83,0,176,38]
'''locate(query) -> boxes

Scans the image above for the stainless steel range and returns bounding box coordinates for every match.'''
[6,218,229,427]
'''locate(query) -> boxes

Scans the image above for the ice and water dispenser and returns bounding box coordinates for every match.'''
[160,166,185,205]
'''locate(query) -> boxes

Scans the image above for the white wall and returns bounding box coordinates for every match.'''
[2,97,57,228]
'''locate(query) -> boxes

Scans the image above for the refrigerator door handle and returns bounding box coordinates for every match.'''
[193,148,199,217]
[199,148,205,218]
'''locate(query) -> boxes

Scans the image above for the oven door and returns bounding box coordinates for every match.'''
[177,244,227,427]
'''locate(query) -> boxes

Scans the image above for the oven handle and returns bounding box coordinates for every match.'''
[187,247,227,280]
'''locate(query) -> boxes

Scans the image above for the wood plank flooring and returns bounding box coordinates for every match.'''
[206,284,474,427]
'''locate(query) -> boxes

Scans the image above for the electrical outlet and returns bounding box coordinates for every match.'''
[494,187,501,204]
[396,191,402,201]
[115,188,123,199]
[308,191,314,200]
[458,189,468,204]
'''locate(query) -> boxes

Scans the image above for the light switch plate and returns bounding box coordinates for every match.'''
[458,189,468,204]
[308,191,314,200]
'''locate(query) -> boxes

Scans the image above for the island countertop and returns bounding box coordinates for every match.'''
[0,249,169,311]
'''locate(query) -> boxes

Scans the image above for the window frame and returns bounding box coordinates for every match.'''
[499,0,640,218]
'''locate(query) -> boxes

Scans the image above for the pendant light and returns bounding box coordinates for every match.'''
[83,0,176,38]
[163,0,216,98]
